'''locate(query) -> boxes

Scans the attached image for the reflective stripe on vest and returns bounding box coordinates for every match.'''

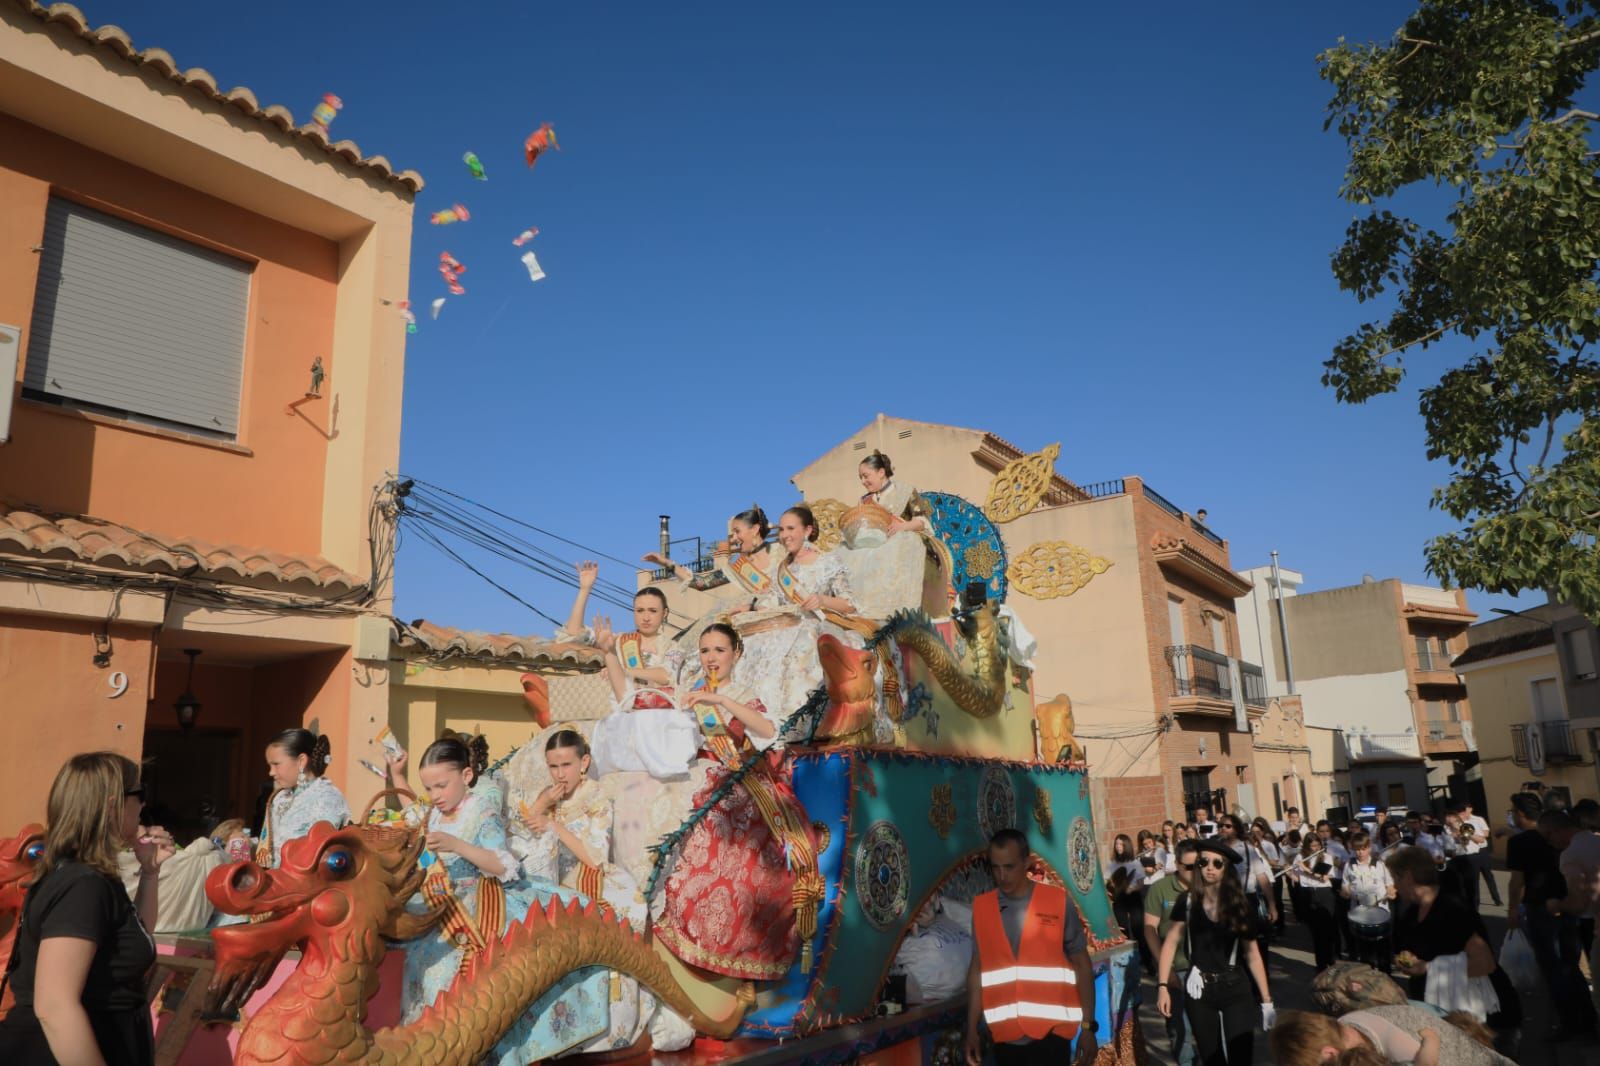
[972,884,1084,1044]
[980,965,1078,988]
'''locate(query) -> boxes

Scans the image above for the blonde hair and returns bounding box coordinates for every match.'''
[40,752,140,880]
[211,818,247,842]
[1268,1010,1349,1066]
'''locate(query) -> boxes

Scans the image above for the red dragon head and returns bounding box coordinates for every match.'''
[204,821,442,1015]
[0,824,45,984]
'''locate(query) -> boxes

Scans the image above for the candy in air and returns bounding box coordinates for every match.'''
[310,93,342,132]
[512,227,540,247]
[430,203,471,225]
[396,299,417,334]
[463,151,487,180]
[430,298,446,320]
[439,252,466,295]
[521,251,546,282]
[524,123,559,167]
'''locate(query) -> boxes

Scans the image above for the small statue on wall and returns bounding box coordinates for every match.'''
[1035,693,1085,763]
[309,357,325,397]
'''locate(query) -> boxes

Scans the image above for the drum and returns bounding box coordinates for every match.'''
[1347,905,1391,940]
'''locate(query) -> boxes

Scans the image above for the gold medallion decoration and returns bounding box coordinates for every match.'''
[963,541,1002,580]
[928,783,957,840]
[1033,786,1054,836]
[1007,540,1112,600]
[984,442,1060,524]
[806,498,848,551]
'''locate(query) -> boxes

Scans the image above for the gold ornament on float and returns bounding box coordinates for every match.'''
[963,541,1002,580]
[1032,786,1054,836]
[984,442,1061,524]
[928,783,957,840]
[806,498,848,551]
[1008,540,1112,599]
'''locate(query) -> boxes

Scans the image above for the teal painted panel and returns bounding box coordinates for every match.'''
[820,751,1117,1017]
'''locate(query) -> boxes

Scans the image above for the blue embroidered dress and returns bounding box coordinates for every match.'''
[260,776,350,868]
[399,789,611,1064]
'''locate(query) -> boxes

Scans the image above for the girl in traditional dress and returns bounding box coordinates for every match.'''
[728,506,865,717]
[564,562,698,778]
[256,729,349,868]
[836,451,940,619]
[644,506,778,650]
[518,729,646,930]
[391,737,613,1063]
[655,624,824,981]
[519,731,693,1053]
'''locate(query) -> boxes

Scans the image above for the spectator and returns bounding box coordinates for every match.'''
[1219,815,1276,936]
[1505,795,1591,1040]
[1455,800,1502,907]
[1538,809,1600,1028]
[1387,846,1521,1044]
[1106,834,1147,965]
[1160,821,1179,870]
[1156,839,1274,1066]
[1145,839,1199,1066]
[1270,1007,1514,1066]
[1139,829,1169,882]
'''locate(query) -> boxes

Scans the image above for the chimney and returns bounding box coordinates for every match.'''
[659,515,671,560]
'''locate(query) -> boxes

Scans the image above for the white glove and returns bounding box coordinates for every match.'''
[1261,1002,1277,1030]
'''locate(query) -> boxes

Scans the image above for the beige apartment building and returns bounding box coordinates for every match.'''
[1234,571,1479,814]
[1453,604,1600,813]
[775,414,1269,844]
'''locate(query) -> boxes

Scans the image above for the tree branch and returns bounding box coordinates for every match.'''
[1552,108,1600,126]
[1559,28,1600,51]
[1373,318,1463,361]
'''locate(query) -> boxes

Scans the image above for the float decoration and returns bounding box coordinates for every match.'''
[928,783,957,840]
[983,442,1061,524]
[0,823,44,979]
[922,491,1009,602]
[807,497,848,551]
[1008,539,1113,600]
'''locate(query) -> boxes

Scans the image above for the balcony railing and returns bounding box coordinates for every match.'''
[648,554,718,581]
[1424,719,1464,743]
[1079,479,1126,499]
[1413,637,1455,673]
[1511,720,1585,765]
[1143,485,1185,519]
[1240,661,1268,707]
[1167,644,1233,700]
[1191,519,1225,547]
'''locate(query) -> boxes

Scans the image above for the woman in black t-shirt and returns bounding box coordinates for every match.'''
[1156,839,1275,1066]
[1387,845,1521,1038]
[0,752,175,1066]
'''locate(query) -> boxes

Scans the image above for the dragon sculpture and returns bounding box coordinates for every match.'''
[205,820,745,1066]
[0,823,45,1013]
[864,604,1009,719]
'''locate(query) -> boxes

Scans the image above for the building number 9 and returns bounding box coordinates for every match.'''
[107,671,129,698]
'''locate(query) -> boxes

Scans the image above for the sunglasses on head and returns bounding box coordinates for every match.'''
[1197,857,1230,870]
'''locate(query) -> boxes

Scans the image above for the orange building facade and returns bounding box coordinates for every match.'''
[0,3,418,834]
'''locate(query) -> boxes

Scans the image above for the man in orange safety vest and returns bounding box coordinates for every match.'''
[965,828,1097,1065]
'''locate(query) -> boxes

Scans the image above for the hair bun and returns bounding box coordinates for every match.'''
[310,734,333,775]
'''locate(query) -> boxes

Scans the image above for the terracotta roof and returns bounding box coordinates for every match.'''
[0,504,362,592]
[1452,626,1555,669]
[10,1,423,193]
[393,619,605,672]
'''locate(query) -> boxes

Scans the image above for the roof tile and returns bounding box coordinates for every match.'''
[0,504,362,593]
[11,1,422,192]
[394,619,605,672]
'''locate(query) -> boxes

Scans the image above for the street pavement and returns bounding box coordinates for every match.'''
[1136,869,1600,1065]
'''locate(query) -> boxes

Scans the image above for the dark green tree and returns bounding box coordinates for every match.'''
[1321,1,1600,618]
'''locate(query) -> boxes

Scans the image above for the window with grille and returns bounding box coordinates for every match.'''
[24,198,251,439]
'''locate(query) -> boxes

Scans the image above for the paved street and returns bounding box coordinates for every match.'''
[1136,870,1600,1065]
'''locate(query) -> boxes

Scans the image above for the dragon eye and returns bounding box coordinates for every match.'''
[322,848,355,878]
[24,841,44,862]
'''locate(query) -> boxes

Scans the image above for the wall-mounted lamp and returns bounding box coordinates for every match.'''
[173,649,202,731]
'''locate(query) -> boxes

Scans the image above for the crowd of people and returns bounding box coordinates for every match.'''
[1105,793,1600,1066]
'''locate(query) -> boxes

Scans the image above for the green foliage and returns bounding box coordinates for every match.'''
[1321,0,1600,618]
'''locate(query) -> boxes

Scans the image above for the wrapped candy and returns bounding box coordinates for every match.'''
[310,93,342,131]
[396,299,417,334]
[524,122,559,167]
[430,203,471,225]
[439,252,466,295]
[512,227,539,247]
[463,151,487,180]
[430,297,446,320]
[521,250,546,282]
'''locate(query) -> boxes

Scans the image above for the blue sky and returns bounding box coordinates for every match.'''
[83,2,1533,632]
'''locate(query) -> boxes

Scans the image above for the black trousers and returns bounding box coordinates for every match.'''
[1184,976,1256,1066]
[1305,887,1340,970]
[994,1033,1074,1065]
[1473,851,1503,904]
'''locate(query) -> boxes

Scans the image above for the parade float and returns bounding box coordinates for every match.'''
[0,450,1141,1065]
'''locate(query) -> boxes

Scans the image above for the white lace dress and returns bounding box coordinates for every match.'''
[259,776,350,868]
[733,550,865,719]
